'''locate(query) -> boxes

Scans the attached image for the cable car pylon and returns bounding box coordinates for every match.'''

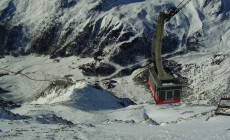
[148,0,192,104]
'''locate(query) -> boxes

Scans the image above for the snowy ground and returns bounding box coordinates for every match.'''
[0,55,230,140]
[171,51,230,105]
[0,104,230,140]
[0,101,230,140]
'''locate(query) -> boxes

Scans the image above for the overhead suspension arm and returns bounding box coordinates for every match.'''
[152,0,192,81]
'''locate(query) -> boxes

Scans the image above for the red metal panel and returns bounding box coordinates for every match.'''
[148,80,158,101]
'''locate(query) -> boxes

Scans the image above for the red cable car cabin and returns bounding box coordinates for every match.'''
[148,69,182,104]
[147,5,187,104]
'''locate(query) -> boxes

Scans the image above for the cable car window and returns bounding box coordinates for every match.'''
[159,90,166,100]
[174,90,181,98]
[166,90,173,100]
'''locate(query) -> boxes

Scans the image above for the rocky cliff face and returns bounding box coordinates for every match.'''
[0,0,230,67]
[1,0,228,64]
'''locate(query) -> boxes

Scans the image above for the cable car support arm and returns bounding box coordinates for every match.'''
[152,0,192,81]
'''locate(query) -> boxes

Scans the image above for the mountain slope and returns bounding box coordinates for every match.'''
[1,0,228,63]
[0,0,230,105]
[1,1,230,139]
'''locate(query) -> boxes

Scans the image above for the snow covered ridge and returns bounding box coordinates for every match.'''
[31,81,134,111]
[0,0,229,65]
[0,107,28,120]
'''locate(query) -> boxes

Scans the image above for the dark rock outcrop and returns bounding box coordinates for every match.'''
[0,24,23,53]
[79,62,116,76]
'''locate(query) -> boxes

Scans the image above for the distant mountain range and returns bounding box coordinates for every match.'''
[0,0,228,64]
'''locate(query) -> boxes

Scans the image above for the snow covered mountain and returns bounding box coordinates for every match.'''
[1,0,230,104]
[0,0,228,60]
[1,0,230,139]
